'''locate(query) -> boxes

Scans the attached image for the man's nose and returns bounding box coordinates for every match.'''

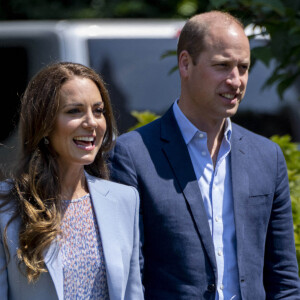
[226,67,241,89]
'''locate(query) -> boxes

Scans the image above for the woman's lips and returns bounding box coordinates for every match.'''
[73,136,96,150]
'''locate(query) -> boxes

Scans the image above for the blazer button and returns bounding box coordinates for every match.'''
[207,284,216,292]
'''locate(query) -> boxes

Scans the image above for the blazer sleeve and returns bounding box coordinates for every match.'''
[263,144,300,298]
[0,231,8,300]
[0,183,11,300]
[124,187,144,300]
[109,138,145,284]
[109,137,139,190]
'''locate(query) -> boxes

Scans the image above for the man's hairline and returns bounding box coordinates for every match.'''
[178,20,247,66]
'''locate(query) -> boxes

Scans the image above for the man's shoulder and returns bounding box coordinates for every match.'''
[117,116,163,145]
[232,122,275,144]
[232,122,280,154]
[116,106,177,145]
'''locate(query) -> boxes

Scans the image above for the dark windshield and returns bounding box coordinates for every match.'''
[88,38,180,133]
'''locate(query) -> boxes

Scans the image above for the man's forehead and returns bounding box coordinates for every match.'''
[202,24,249,50]
[211,54,250,63]
[199,39,250,64]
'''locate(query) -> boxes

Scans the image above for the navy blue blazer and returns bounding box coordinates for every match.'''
[0,173,144,300]
[109,107,300,299]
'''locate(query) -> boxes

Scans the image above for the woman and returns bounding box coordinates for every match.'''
[0,62,143,299]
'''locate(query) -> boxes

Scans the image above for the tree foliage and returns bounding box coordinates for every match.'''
[0,0,208,19]
[271,135,300,275]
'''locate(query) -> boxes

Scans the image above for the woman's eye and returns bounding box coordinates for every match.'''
[66,108,80,114]
[95,107,105,115]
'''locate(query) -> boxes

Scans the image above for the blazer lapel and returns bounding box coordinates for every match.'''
[160,108,217,275]
[231,124,249,280]
[44,241,63,300]
[86,173,124,300]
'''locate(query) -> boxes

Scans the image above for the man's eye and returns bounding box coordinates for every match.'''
[216,63,228,68]
[239,65,249,73]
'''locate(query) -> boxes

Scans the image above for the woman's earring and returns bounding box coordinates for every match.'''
[44,137,49,145]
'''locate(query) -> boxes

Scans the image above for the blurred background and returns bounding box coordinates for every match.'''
[0,0,300,171]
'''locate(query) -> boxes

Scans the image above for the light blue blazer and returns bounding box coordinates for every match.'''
[0,173,144,300]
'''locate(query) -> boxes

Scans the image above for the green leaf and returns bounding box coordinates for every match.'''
[251,46,273,67]
[161,50,178,74]
[177,0,198,17]
[168,65,179,75]
[210,0,228,8]
[128,110,160,131]
[262,71,285,89]
[251,0,286,16]
[277,72,300,99]
[160,50,177,59]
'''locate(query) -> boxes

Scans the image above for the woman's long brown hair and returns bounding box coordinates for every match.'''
[0,62,117,282]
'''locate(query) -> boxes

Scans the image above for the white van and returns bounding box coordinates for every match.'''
[0,20,299,174]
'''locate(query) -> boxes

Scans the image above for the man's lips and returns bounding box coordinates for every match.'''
[220,93,236,100]
[220,92,243,103]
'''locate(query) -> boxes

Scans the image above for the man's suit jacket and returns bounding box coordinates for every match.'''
[109,107,300,299]
[0,173,144,300]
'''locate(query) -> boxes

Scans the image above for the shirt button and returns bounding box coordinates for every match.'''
[201,151,206,156]
[215,216,220,222]
[220,284,224,290]
[199,133,204,138]
[207,284,216,292]
[217,250,223,256]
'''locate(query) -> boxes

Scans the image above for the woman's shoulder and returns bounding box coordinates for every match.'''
[0,178,13,188]
[88,174,137,192]
[86,173,138,201]
[0,179,14,199]
[0,180,17,222]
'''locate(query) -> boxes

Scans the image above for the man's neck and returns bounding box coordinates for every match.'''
[207,124,225,168]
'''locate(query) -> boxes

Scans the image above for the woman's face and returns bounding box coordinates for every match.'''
[48,76,107,170]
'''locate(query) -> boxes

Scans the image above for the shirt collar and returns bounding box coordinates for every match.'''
[173,99,232,145]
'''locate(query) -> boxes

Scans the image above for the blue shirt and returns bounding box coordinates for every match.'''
[173,100,241,300]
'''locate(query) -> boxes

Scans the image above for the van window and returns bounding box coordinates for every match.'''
[88,38,180,133]
[0,46,28,176]
[0,47,28,141]
[0,33,61,178]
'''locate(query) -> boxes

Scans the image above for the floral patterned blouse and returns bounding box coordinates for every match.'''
[59,193,109,299]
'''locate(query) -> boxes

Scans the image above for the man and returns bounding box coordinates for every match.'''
[109,11,300,299]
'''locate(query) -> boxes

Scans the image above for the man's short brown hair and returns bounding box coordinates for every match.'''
[177,11,244,64]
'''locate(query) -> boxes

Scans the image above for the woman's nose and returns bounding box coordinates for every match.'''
[82,112,97,129]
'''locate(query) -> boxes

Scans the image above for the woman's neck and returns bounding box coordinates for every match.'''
[59,166,88,200]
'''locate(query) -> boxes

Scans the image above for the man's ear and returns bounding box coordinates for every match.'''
[178,50,191,78]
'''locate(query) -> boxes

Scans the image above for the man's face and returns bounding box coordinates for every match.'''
[180,23,250,126]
